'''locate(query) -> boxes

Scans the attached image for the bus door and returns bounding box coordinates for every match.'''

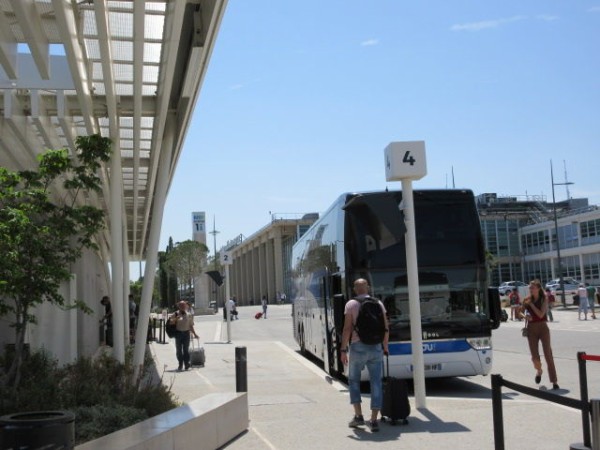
[320,276,333,375]
[325,274,345,377]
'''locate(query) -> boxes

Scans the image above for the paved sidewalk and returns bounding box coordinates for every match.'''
[149,306,590,450]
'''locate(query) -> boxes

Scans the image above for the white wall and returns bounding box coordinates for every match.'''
[0,247,110,366]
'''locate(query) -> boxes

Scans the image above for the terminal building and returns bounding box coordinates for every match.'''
[217,214,318,307]
[477,193,600,287]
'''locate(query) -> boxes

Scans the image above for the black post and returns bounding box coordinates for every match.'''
[158,318,166,344]
[235,346,247,392]
[577,352,592,448]
[491,374,505,450]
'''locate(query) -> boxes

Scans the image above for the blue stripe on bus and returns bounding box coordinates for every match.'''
[388,340,471,355]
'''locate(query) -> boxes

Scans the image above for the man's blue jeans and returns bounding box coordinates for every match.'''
[348,341,384,411]
[175,330,191,366]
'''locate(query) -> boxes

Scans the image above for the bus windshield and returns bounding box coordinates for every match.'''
[368,269,487,341]
[344,191,488,340]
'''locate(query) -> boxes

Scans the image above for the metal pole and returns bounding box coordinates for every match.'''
[578,352,592,448]
[591,399,600,450]
[235,347,247,392]
[551,161,566,308]
[225,264,232,343]
[491,374,505,450]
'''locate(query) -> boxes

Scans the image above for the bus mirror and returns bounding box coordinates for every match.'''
[488,287,501,330]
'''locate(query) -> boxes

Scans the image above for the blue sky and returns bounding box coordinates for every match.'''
[158,0,600,259]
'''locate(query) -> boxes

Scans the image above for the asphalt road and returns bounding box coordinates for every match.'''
[220,303,600,400]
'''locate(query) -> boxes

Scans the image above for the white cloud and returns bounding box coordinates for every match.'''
[537,14,559,21]
[588,6,600,12]
[228,78,261,91]
[450,15,526,32]
[360,38,379,47]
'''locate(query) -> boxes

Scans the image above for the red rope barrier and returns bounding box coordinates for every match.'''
[581,354,600,362]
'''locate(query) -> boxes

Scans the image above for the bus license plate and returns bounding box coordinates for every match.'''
[410,364,442,372]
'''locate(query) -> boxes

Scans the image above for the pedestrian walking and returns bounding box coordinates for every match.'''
[520,279,559,390]
[170,300,199,371]
[226,297,239,320]
[544,288,554,322]
[340,278,389,432]
[577,283,589,320]
[509,288,521,321]
[261,295,268,319]
[586,283,596,319]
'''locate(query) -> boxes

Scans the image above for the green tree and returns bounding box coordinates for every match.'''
[163,240,209,302]
[0,135,111,388]
[158,238,178,309]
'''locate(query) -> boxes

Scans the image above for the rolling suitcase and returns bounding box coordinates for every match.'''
[381,354,410,425]
[189,338,205,367]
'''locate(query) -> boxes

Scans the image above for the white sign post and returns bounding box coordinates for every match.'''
[220,251,232,343]
[384,141,428,409]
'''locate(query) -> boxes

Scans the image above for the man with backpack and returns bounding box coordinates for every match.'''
[340,278,389,432]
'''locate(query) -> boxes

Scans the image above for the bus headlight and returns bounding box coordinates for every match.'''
[467,337,492,350]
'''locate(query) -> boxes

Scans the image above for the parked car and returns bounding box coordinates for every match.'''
[498,281,528,296]
[545,277,580,292]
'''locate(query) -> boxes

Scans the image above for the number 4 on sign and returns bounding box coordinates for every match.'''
[403,151,416,166]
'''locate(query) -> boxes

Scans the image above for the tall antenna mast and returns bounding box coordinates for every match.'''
[563,160,571,199]
[451,166,455,189]
[209,216,219,269]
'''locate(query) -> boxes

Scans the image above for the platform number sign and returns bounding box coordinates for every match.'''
[220,251,232,266]
[384,141,427,181]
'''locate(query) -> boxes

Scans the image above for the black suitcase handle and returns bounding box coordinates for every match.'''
[385,353,390,378]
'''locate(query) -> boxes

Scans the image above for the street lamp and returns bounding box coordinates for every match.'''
[550,160,574,308]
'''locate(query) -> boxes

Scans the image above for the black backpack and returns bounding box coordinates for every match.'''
[354,296,386,345]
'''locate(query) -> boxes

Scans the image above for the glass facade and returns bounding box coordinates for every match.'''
[581,218,600,245]
[479,203,600,287]
[481,218,524,286]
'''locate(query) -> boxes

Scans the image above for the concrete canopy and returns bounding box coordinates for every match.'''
[0,0,226,262]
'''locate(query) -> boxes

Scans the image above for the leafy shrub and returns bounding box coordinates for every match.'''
[0,347,179,444]
[0,349,63,414]
[72,405,148,445]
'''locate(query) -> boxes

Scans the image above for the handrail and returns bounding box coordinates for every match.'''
[492,351,600,450]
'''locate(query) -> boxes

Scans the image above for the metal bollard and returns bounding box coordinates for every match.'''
[592,399,600,450]
[158,318,166,344]
[579,352,592,448]
[491,374,505,450]
[235,347,247,392]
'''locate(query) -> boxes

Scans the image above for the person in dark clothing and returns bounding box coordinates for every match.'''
[100,296,113,346]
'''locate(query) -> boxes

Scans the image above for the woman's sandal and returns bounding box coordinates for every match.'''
[535,372,542,384]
